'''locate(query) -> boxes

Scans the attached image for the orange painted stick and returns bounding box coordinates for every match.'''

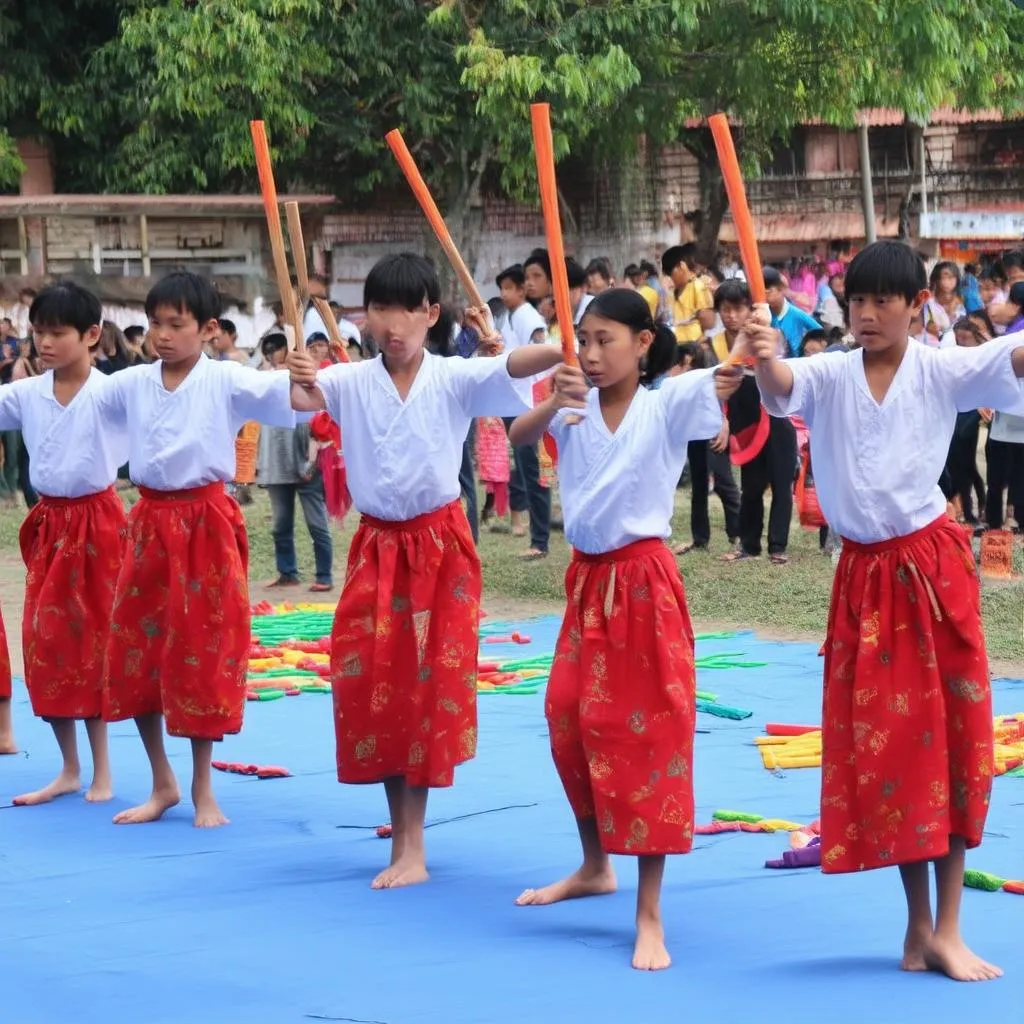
[530,103,577,367]
[250,120,305,352]
[384,130,485,308]
[709,113,765,305]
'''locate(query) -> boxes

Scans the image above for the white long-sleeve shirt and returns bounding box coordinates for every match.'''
[316,350,531,521]
[761,332,1024,542]
[549,370,723,554]
[0,369,128,498]
[98,355,295,490]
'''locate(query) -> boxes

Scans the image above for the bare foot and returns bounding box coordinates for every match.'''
[632,915,672,971]
[371,857,429,890]
[113,785,181,825]
[901,925,931,973]
[925,933,1003,982]
[13,771,81,806]
[515,864,617,906]
[85,780,114,803]
[193,792,229,829]
[0,734,16,755]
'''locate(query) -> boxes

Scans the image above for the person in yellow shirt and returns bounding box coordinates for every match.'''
[662,244,715,344]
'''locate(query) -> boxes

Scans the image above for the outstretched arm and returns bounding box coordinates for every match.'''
[747,323,794,398]
[287,349,327,412]
[508,363,588,447]
[507,342,563,379]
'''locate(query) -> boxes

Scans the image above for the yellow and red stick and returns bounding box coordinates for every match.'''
[250,120,305,352]
[529,103,578,368]
[385,129,486,309]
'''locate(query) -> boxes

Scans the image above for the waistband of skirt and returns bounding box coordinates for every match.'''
[572,537,667,564]
[841,514,949,554]
[37,485,117,508]
[360,499,462,533]
[138,481,226,503]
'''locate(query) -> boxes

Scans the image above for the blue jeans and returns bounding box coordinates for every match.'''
[266,479,334,585]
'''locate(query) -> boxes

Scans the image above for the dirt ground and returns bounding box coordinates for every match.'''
[2,553,1020,680]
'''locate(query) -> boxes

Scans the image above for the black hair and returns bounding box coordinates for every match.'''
[929,260,961,293]
[585,257,613,283]
[565,257,587,289]
[261,332,288,359]
[826,326,846,347]
[306,332,329,344]
[124,325,146,343]
[523,248,552,279]
[583,287,676,387]
[1008,281,1024,308]
[978,268,998,284]
[29,281,103,335]
[145,271,221,323]
[427,304,455,357]
[487,296,505,319]
[843,240,927,304]
[623,263,641,278]
[799,328,828,356]
[762,266,785,290]
[676,341,706,370]
[705,265,725,285]
[661,244,698,277]
[714,279,752,310]
[496,264,525,289]
[639,259,658,278]
[1003,250,1023,274]
[363,252,440,310]
[953,313,994,345]
[218,318,237,337]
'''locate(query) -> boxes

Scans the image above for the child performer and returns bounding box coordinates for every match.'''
[751,240,1024,982]
[286,253,562,889]
[508,289,740,971]
[0,619,12,755]
[0,283,128,803]
[100,272,296,828]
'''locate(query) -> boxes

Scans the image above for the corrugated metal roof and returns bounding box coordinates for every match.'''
[717,212,900,243]
[685,108,1008,129]
[0,194,336,217]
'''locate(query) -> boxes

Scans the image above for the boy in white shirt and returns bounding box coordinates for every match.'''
[751,239,1024,983]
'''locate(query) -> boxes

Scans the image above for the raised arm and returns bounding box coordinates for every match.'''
[0,379,24,431]
[748,323,795,398]
[508,364,587,447]
[507,342,563,379]
[286,348,327,413]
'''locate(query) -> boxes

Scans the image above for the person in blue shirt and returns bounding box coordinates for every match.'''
[764,267,821,356]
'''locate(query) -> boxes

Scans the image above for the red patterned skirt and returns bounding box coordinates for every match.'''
[0,605,10,701]
[20,488,126,719]
[102,482,250,740]
[331,500,480,788]
[821,515,993,873]
[547,538,697,855]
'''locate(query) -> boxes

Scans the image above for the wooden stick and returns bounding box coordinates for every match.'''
[285,201,310,305]
[311,296,350,363]
[249,120,305,352]
[529,103,577,367]
[384,129,486,308]
[708,113,766,305]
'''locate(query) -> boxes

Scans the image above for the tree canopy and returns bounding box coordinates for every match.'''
[2,0,1022,257]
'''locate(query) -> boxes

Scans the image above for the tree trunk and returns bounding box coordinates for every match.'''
[857,123,877,244]
[695,152,727,265]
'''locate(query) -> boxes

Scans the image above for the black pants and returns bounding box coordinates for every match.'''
[943,414,985,522]
[739,417,797,556]
[459,420,479,545]
[687,440,740,547]
[985,436,1024,529]
[503,416,551,553]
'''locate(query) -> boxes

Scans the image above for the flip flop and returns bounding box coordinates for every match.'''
[721,550,757,563]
